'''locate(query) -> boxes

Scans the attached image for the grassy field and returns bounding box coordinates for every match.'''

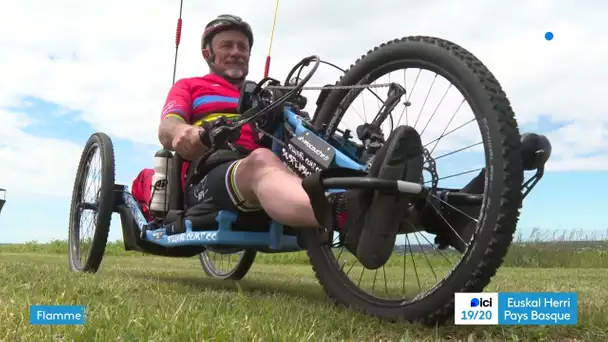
[1,231,607,341]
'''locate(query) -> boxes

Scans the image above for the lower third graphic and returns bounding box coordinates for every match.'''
[455,292,498,325]
[29,305,86,325]
[454,292,578,325]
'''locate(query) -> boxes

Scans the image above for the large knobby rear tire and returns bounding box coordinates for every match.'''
[68,132,115,273]
[303,36,524,325]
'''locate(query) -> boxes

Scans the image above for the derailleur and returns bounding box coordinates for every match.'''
[356,123,385,155]
[354,83,408,155]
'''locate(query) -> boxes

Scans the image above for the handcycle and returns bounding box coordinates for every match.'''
[67,36,551,325]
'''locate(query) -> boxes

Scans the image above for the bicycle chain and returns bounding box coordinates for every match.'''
[265,82,393,91]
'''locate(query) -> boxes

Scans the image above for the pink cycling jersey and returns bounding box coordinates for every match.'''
[161,73,263,189]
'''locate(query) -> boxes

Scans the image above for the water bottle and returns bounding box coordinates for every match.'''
[149,149,173,216]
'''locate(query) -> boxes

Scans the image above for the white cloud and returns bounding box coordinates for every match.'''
[0,108,82,200]
[0,0,607,204]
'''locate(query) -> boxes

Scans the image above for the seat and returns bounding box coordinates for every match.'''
[163,152,283,234]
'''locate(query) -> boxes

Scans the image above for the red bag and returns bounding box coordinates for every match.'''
[131,168,154,222]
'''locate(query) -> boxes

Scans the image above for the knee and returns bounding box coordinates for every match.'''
[239,148,281,179]
[243,148,280,170]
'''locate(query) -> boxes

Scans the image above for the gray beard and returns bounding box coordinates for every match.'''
[208,63,248,85]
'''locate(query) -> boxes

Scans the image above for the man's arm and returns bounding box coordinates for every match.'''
[157,79,208,160]
[158,115,189,150]
[158,78,194,150]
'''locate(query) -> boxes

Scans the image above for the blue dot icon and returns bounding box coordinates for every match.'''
[545,32,554,41]
[470,298,480,307]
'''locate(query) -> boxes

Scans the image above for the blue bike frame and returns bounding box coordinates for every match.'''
[119,107,367,252]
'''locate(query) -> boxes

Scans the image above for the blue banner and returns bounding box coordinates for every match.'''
[455,292,577,325]
[498,292,577,325]
[29,305,86,325]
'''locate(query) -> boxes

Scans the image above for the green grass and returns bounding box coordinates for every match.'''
[1,233,607,341]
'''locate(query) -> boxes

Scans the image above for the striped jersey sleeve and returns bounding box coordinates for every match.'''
[160,78,192,123]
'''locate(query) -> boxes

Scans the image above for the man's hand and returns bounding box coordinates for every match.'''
[199,116,242,149]
[171,124,206,161]
[158,115,237,161]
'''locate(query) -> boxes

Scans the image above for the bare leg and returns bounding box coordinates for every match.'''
[232,148,321,228]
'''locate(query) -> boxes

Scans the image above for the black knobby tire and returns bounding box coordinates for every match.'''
[199,249,257,280]
[303,36,523,325]
[68,132,115,273]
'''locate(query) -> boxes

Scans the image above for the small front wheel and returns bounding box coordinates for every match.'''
[68,132,115,273]
[199,248,257,280]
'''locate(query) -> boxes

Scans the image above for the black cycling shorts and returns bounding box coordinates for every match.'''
[185,159,262,213]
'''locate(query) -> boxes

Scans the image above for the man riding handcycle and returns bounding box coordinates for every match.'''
[132,14,551,270]
[67,11,555,325]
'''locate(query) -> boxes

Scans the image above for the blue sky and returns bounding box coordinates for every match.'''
[1,0,607,244]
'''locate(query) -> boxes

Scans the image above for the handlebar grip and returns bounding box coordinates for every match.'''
[198,119,242,149]
[199,128,212,148]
